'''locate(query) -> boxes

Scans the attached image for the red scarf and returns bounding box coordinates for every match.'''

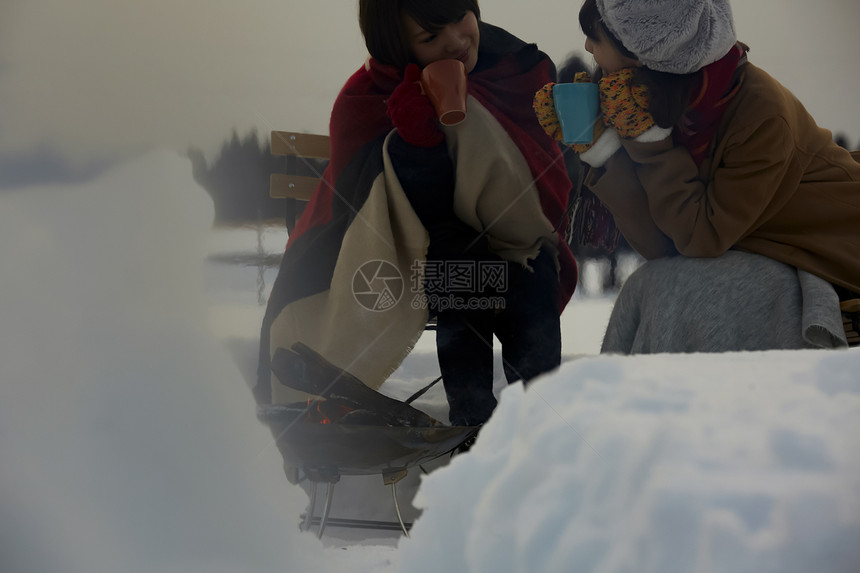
[675,43,747,166]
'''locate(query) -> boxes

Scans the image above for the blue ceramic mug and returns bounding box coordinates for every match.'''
[552,82,600,145]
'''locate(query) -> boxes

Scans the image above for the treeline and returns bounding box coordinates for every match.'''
[187,130,283,224]
[187,130,324,225]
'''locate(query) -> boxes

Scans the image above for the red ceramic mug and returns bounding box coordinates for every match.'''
[419,59,468,126]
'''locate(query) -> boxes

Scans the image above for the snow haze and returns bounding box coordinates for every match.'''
[402,352,860,573]
[0,151,386,573]
[2,152,859,572]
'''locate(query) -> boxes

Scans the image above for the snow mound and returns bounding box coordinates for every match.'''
[401,350,860,573]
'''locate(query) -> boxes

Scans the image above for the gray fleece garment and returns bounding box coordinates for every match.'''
[602,250,847,354]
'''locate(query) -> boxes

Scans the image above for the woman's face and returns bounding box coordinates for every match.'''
[584,26,640,74]
[404,10,480,73]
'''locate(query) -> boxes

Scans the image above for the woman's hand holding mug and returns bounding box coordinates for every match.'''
[597,68,655,139]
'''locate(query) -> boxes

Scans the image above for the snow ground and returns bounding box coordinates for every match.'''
[1,151,858,573]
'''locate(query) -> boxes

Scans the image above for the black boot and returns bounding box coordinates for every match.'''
[436,307,496,426]
[495,246,561,385]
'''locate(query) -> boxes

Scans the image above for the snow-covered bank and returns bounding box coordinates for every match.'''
[2,151,857,573]
[400,350,860,573]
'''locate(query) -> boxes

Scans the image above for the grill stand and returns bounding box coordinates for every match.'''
[383,469,410,537]
[317,482,336,538]
[299,469,341,538]
[301,481,317,532]
[300,468,410,538]
[268,344,477,539]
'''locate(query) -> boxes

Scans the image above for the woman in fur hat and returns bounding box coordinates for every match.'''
[535,0,860,352]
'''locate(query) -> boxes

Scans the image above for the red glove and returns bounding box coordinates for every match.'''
[386,64,444,148]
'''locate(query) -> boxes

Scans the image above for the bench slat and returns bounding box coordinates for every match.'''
[271,131,331,158]
[270,173,318,201]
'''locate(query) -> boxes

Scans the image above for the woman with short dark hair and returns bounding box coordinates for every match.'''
[259,0,578,427]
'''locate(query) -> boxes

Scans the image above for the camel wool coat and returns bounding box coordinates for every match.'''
[585,62,860,294]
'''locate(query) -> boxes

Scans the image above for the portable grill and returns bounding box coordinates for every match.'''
[260,343,478,537]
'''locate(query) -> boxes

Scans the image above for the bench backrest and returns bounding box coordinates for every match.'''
[269,131,331,202]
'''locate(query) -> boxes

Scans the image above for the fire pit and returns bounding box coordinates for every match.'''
[259,343,478,537]
[261,402,476,476]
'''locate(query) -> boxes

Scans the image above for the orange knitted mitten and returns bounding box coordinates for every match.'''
[598,68,654,138]
[533,82,564,142]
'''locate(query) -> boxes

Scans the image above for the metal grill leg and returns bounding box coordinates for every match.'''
[301,481,318,532]
[390,482,409,537]
[317,481,336,539]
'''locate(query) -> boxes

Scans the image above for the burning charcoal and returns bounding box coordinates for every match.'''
[310,398,360,424]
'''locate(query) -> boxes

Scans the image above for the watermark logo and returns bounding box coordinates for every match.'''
[410,260,507,311]
[352,260,404,312]
[352,259,508,312]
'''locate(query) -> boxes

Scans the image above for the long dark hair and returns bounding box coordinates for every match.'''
[359,0,481,70]
[578,0,699,128]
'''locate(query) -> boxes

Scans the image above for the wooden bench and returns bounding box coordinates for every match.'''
[269,130,331,233]
[843,299,860,347]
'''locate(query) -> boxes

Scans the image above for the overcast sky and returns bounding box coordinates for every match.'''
[1,0,858,185]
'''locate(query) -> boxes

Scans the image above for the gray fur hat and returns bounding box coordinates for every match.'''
[596,0,737,74]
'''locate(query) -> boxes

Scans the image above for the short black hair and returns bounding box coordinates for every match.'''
[578,0,635,60]
[359,0,481,69]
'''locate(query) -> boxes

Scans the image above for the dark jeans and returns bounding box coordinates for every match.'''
[437,245,561,427]
[834,284,860,301]
[387,134,561,426]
